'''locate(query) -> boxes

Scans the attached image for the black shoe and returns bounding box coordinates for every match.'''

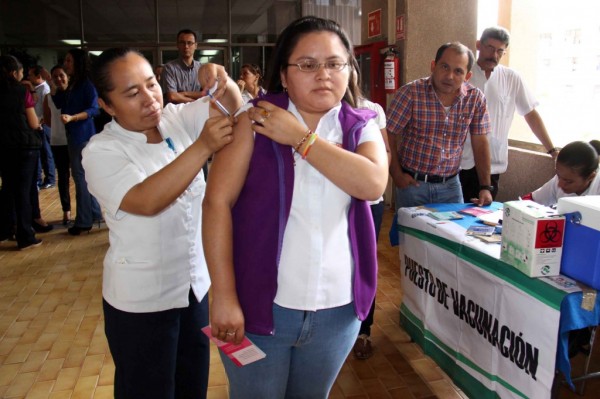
[39,183,55,189]
[18,238,43,250]
[68,225,92,236]
[568,327,593,358]
[32,221,54,233]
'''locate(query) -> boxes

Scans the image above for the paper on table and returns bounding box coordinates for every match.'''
[540,275,582,293]
[202,326,266,367]
[458,206,493,217]
[478,209,504,226]
[466,224,496,236]
[428,211,464,221]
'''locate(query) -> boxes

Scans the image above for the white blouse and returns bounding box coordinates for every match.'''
[532,168,600,207]
[46,94,68,146]
[273,100,384,312]
[82,98,212,313]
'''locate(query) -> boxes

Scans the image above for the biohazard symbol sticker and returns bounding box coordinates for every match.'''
[536,219,565,249]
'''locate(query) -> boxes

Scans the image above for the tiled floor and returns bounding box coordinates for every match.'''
[1,185,598,398]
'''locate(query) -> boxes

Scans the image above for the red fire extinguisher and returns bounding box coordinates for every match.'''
[384,48,400,93]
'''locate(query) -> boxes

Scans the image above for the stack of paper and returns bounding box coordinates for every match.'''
[427,211,464,221]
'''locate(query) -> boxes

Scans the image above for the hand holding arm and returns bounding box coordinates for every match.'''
[119,114,235,216]
[248,101,388,200]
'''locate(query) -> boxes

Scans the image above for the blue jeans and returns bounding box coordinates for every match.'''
[37,125,56,186]
[222,303,360,399]
[395,174,463,213]
[68,140,101,227]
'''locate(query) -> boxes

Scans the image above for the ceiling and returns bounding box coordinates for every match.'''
[0,0,301,47]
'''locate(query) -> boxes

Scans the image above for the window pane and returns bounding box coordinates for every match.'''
[83,0,156,43]
[231,1,300,44]
[501,0,600,147]
[159,0,228,44]
[0,0,80,46]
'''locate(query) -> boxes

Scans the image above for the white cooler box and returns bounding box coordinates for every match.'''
[557,195,600,289]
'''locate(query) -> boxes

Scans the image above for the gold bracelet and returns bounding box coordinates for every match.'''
[294,129,312,153]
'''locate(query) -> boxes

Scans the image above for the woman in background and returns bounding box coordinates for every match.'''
[0,55,43,249]
[54,48,101,235]
[521,140,599,206]
[236,63,266,104]
[43,65,72,225]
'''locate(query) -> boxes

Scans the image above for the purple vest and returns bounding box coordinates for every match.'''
[232,92,378,335]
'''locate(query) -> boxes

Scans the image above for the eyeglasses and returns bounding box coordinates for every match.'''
[177,41,196,47]
[484,44,506,57]
[286,60,348,72]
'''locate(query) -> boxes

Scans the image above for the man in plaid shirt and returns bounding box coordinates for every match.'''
[387,42,492,211]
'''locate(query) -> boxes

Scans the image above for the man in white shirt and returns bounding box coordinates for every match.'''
[460,26,557,201]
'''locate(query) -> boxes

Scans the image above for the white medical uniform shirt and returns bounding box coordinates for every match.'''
[82,98,211,313]
[532,168,600,207]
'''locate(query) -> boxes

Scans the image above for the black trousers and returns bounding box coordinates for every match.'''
[459,167,500,202]
[0,148,40,246]
[103,289,210,399]
[51,145,71,212]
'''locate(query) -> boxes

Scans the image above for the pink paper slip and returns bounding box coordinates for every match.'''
[201,326,266,367]
[458,206,493,217]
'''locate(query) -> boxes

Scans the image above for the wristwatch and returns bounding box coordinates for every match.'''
[479,185,494,192]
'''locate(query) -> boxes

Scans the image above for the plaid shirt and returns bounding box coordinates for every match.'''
[387,77,490,177]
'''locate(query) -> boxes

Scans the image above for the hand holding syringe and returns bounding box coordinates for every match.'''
[208,81,231,117]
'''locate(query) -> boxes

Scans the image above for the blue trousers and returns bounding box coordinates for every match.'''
[103,290,210,399]
[37,125,56,186]
[395,174,463,212]
[222,303,360,399]
[68,140,101,227]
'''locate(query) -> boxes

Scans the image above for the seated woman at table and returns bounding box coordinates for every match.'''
[522,140,599,358]
[520,140,599,207]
